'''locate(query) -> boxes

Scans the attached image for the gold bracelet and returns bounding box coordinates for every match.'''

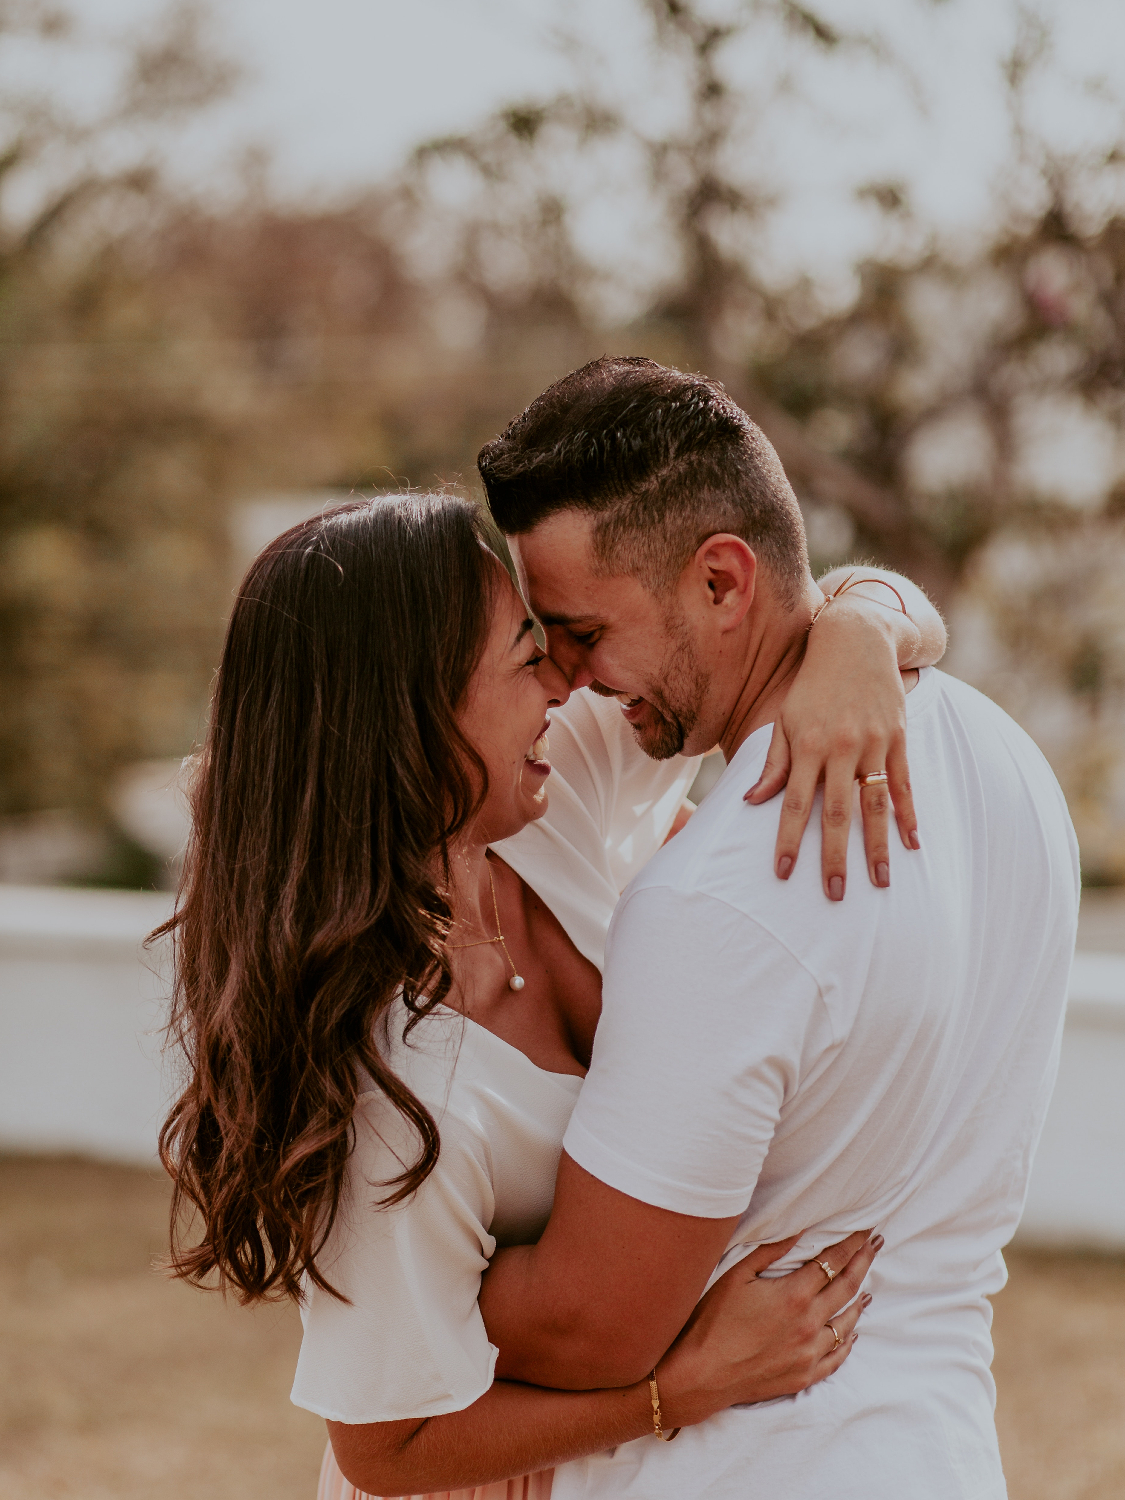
[648,1370,681,1442]
[812,571,910,623]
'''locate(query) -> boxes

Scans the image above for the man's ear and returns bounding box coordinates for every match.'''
[694,534,757,629]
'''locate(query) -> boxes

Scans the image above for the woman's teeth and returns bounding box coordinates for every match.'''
[526,733,549,763]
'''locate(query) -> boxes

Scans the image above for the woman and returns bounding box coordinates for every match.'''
[159,495,942,1499]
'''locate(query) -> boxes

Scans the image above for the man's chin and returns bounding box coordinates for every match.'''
[628,710,686,762]
[588,682,691,759]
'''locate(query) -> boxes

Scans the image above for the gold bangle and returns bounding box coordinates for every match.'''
[648,1370,681,1442]
[813,572,911,621]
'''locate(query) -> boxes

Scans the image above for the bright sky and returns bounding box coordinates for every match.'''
[17,0,1125,289]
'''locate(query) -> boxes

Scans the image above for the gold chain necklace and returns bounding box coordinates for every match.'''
[448,860,525,992]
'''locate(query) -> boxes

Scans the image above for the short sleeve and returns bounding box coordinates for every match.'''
[495,690,700,969]
[290,1087,499,1424]
[562,885,833,1218]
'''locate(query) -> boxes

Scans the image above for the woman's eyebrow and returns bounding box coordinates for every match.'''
[511,618,536,650]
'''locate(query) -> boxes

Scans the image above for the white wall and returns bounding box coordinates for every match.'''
[0,885,174,1164]
[2,884,1123,1247]
[1015,951,1125,1249]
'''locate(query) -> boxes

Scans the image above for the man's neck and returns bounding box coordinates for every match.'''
[714,578,823,763]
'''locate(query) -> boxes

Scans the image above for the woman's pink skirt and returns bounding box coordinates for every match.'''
[317,1440,554,1500]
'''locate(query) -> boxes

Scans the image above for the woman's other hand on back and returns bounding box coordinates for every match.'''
[654,1229,882,1427]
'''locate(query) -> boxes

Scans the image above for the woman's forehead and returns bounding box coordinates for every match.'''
[491,567,527,629]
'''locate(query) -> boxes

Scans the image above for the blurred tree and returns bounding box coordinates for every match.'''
[0,2,243,835]
[393,0,1125,876]
[399,1,1125,605]
[951,519,1125,880]
[0,0,499,862]
[2,0,1123,882]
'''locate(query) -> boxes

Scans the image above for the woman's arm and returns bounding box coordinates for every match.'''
[664,799,696,842]
[745,566,946,899]
[328,1377,656,1496]
[816,565,946,670]
[326,1231,876,1495]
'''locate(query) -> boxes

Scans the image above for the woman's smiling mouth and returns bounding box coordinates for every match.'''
[524,725,551,776]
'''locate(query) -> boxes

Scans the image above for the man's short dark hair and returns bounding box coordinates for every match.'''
[477,356,809,602]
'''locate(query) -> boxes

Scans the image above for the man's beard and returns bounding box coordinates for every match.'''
[590,616,707,762]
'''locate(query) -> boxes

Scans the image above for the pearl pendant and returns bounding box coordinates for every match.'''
[508,974,525,991]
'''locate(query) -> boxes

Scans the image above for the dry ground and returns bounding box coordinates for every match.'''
[1,1157,1123,1500]
[0,1157,323,1500]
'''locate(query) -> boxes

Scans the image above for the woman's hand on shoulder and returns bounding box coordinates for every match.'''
[744,568,945,900]
[655,1229,881,1426]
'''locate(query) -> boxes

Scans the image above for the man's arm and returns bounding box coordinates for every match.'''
[480,1154,741,1388]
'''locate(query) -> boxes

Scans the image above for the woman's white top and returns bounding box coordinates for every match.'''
[290,690,699,1423]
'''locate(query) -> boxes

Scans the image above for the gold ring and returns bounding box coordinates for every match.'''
[857,771,889,787]
[814,1259,836,1282]
[828,1322,842,1352]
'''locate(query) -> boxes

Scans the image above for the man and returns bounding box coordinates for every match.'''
[475,356,1079,1497]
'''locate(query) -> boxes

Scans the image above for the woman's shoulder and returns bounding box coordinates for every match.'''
[361,1002,485,1133]
[494,690,701,970]
[358,1001,580,1152]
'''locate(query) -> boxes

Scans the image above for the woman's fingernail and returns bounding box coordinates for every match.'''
[875,862,889,887]
[829,875,844,901]
[777,855,793,880]
[909,829,921,850]
[861,1293,873,1307]
[871,1235,884,1251]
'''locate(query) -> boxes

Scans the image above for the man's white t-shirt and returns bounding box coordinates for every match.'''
[556,668,1079,1500]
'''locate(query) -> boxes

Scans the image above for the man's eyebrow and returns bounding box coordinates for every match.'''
[511,617,536,649]
[535,612,598,628]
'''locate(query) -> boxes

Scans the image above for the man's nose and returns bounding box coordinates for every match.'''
[543,653,572,708]
[544,628,593,690]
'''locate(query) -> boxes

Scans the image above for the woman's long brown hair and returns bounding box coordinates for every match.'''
[156,495,499,1303]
